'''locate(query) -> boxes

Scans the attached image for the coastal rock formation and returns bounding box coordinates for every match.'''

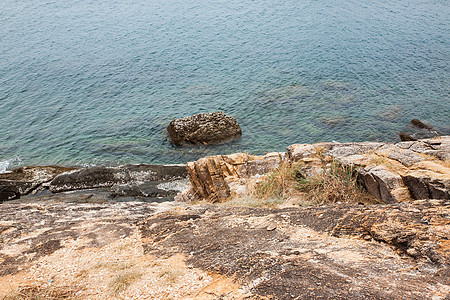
[141,200,449,299]
[48,164,187,193]
[167,111,242,145]
[186,136,450,203]
[1,164,188,203]
[287,137,449,203]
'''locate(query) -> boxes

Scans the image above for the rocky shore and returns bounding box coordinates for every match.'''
[0,136,449,299]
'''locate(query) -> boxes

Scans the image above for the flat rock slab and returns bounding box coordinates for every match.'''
[0,201,180,277]
[140,200,449,299]
[1,199,448,299]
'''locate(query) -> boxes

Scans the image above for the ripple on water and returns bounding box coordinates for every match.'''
[0,0,448,166]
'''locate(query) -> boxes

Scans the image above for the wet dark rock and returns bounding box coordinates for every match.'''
[1,164,188,202]
[411,119,433,130]
[0,166,76,182]
[0,166,76,202]
[110,178,189,200]
[48,164,188,194]
[167,111,242,146]
[0,180,34,202]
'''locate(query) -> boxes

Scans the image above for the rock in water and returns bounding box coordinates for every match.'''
[399,119,441,141]
[167,112,242,145]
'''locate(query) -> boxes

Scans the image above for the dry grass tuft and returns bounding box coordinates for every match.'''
[109,271,142,295]
[246,159,378,206]
[3,285,80,300]
[296,160,379,205]
[251,161,299,201]
[158,267,184,283]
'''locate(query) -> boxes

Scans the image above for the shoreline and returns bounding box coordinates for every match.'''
[1,135,449,204]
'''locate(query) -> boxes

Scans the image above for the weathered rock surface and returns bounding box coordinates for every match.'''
[1,164,189,203]
[187,136,449,204]
[167,111,242,145]
[1,199,448,299]
[141,200,449,299]
[48,164,187,192]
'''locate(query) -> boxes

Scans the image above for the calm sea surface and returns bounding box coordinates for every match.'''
[1,0,449,170]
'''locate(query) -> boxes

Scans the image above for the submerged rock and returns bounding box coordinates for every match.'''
[167,111,242,146]
[399,119,442,141]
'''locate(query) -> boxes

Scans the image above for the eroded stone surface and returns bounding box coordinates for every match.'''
[49,164,187,193]
[182,152,285,202]
[0,166,77,202]
[1,164,189,203]
[167,111,242,146]
[1,199,448,299]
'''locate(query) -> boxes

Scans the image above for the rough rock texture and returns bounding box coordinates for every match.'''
[181,152,285,202]
[167,111,242,145]
[287,137,449,203]
[49,164,187,192]
[140,200,449,299]
[186,136,449,203]
[1,198,448,299]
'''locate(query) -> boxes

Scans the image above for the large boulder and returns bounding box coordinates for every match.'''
[167,112,242,145]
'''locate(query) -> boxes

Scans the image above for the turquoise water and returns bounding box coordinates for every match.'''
[1,0,449,170]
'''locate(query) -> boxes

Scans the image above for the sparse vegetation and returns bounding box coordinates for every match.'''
[3,285,80,300]
[247,159,378,206]
[109,271,142,295]
[296,160,378,205]
[251,161,300,201]
[158,267,184,283]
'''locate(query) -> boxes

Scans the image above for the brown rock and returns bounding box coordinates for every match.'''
[403,171,450,200]
[357,165,405,203]
[167,112,242,145]
[185,153,285,202]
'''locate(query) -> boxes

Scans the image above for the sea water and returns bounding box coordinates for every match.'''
[1,0,448,169]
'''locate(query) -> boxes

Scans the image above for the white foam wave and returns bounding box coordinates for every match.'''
[0,157,21,173]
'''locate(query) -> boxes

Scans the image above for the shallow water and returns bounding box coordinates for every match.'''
[1,0,449,169]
